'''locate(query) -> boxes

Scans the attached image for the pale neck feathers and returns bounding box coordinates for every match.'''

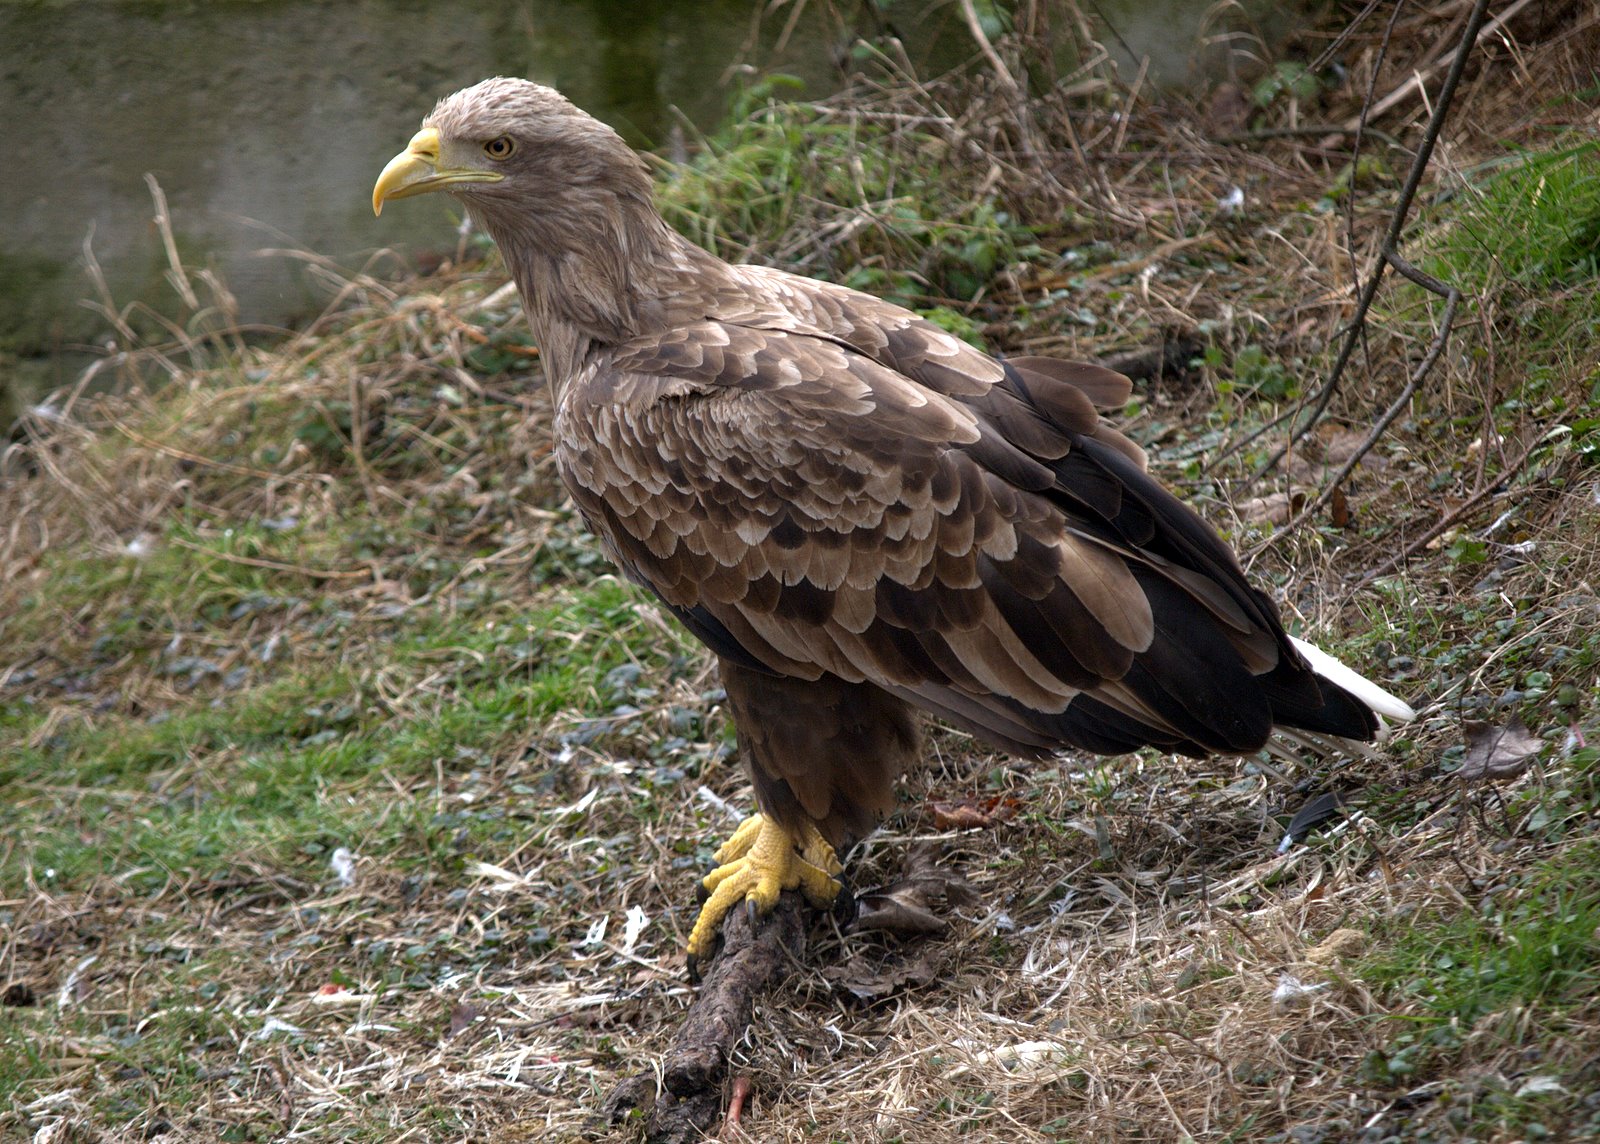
[461,161,728,387]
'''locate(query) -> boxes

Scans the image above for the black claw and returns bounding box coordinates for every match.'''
[685,952,702,985]
[695,879,711,905]
[832,880,858,928]
[745,898,760,930]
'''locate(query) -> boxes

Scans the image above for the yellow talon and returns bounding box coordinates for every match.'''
[686,814,841,966]
[711,813,768,866]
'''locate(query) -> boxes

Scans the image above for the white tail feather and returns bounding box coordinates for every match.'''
[1289,636,1416,723]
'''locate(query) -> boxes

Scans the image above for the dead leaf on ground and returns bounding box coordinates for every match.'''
[928,794,1020,830]
[1457,717,1543,782]
[1238,491,1304,527]
[1305,928,1367,965]
[1330,484,1351,529]
[447,1002,482,1040]
[823,949,941,1005]
[852,842,979,936]
[851,893,948,936]
[1320,428,1369,465]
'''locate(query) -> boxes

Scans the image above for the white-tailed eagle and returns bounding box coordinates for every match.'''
[374,78,1414,972]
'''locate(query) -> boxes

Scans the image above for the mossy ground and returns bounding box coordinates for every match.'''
[4,6,1600,1142]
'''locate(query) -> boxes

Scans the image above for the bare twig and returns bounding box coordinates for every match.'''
[167,536,373,582]
[958,0,1020,97]
[1352,439,1537,590]
[1249,251,1461,555]
[1340,0,1540,130]
[106,417,309,483]
[1202,4,1409,480]
[605,894,807,1144]
[1308,0,1388,74]
[957,0,1059,191]
[1332,0,1406,436]
[1248,0,1491,481]
[1214,124,1405,150]
[1082,0,1139,66]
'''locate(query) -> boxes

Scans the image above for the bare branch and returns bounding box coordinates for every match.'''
[1249,249,1461,555]
[605,894,807,1143]
[1246,0,1492,481]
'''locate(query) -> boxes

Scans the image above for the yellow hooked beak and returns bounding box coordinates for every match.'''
[372,127,504,215]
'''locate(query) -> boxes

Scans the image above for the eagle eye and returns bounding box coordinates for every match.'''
[484,135,516,160]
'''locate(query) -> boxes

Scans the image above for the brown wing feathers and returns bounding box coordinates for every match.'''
[559,302,1376,773]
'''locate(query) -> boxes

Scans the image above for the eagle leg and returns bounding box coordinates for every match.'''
[686,813,841,967]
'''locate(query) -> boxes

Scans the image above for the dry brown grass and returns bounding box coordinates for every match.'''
[6,5,1600,1142]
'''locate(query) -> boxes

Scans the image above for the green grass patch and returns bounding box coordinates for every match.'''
[1408,139,1600,385]
[656,78,1048,307]
[1362,832,1600,1087]
[0,576,698,893]
[1432,142,1600,291]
